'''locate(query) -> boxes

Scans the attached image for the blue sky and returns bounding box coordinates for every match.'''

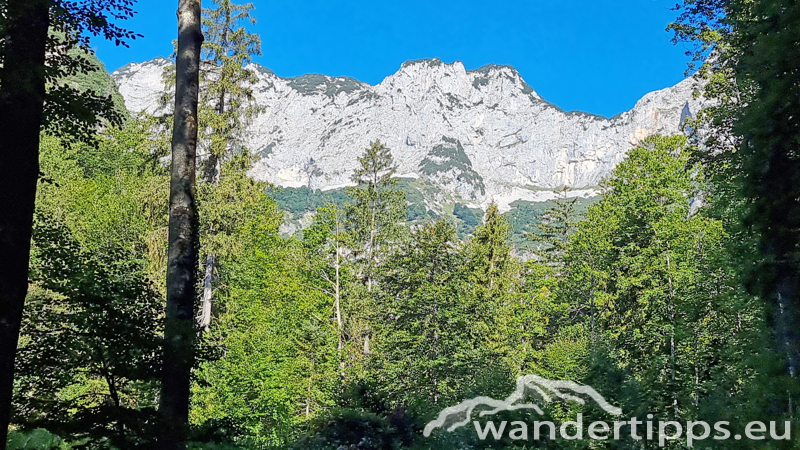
[93,0,693,118]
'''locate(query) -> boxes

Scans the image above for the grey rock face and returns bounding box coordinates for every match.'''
[112,57,706,211]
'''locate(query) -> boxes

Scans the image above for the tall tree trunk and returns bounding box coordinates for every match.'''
[159,1,203,448]
[0,0,50,446]
[334,235,346,377]
[362,202,376,356]
[772,269,799,416]
[334,240,343,352]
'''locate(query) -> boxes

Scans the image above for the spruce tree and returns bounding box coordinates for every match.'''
[531,185,579,268]
[198,0,262,330]
[468,202,515,290]
[466,203,547,376]
[345,140,405,289]
[344,140,405,356]
[198,0,261,183]
[373,220,505,408]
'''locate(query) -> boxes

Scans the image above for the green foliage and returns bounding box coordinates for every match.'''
[36,122,170,294]
[6,429,70,450]
[53,47,129,124]
[466,203,515,290]
[198,0,263,179]
[670,0,800,432]
[23,117,797,448]
[198,152,279,262]
[328,141,409,378]
[38,1,141,146]
[452,203,482,237]
[301,204,369,380]
[19,4,800,441]
[268,186,351,217]
[344,140,407,289]
[74,116,169,178]
[667,0,731,73]
[289,408,407,450]
[559,135,765,437]
[464,204,540,378]
[15,215,161,448]
[159,0,263,182]
[371,219,510,412]
[386,177,439,225]
[504,196,598,251]
[190,221,338,448]
[9,114,171,447]
[530,186,581,266]
[452,203,479,227]
[730,0,800,388]
[404,202,430,222]
[418,136,486,198]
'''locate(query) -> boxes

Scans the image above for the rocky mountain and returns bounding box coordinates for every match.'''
[112,57,706,214]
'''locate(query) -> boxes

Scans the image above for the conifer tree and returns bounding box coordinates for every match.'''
[373,220,505,408]
[531,186,579,268]
[198,0,261,183]
[196,152,273,327]
[466,203,544,375]
[345,140,405,288]
[197,0,262,330]
[468,202,515,290]
[344,140,405,355]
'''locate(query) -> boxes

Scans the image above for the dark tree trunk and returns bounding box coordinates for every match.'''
[0,0,50,447]
[159,0,203,448]
[759,147,800,400]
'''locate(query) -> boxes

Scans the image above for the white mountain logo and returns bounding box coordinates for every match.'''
[423,375,623,437]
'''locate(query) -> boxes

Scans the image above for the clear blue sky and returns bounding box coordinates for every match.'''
[93,0,693,118]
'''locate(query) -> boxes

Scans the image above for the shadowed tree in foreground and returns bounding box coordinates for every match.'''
[670,0,800,410]
[0,0,138,445]
[0,2,50,446]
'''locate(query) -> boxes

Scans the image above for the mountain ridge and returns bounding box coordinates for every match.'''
[111,57,707,212]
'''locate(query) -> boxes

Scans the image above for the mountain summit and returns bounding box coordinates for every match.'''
[112,58,706,211]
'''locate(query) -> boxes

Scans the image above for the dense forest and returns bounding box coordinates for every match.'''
[1,0,799,449]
